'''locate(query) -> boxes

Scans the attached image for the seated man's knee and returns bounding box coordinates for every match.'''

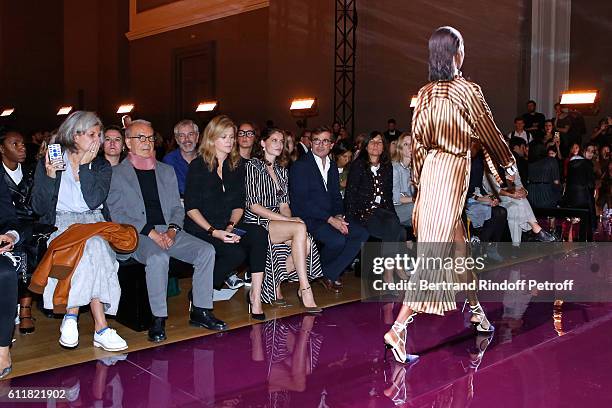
[147,250,170,267]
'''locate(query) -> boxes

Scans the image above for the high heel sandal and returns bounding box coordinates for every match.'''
[19,305,35,334]
[462,300,495,333]
[383,313,419,364]
[246,289,266,321]
[297,287,322,314]
[465,333,494,372]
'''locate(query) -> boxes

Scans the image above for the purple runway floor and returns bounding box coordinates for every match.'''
[3,298,612,407]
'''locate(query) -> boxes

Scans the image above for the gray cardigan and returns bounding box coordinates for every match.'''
[31,157,112,225]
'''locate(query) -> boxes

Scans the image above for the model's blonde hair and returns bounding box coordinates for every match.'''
[199,115,240,171]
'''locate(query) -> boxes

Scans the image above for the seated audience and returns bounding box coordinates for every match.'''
[522,100,545,137]
[183,115,268,318]
[0,128,37,334]
[552,103,574,156]
[0,178,22,379]
[383,119,400,143]
[296,129,312,158]
[244,128,323,312]
[332,140,353,198]
[163,119,199,196]
[107,119,226,343]
[595,144,610,180]
[563,143,597,236]
[345,131,405,242]
[598,162,612,213]
[31,111,127,351]
[391,132,415,227]
[590,116,612,147]
[101,125,126,166]
[527,145,562,208]
[507,117,533,144]
[280,130,298,167]
[289,126,368,293]
[484,164,556,245]
[237,121,257,160]
[563,142,581,179]
[510,136,529,182]
[465,144,508,259]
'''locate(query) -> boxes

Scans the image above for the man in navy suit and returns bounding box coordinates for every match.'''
[289,127,368,292]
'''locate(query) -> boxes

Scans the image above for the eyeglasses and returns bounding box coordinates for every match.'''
[311,139,332,146]
[176,131,198,139]
[127,135,156,142]
[238,130,256,138]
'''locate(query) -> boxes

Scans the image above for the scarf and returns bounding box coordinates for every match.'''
[127,152,156,170]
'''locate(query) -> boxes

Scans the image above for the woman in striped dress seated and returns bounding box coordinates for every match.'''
[243,128,323,313]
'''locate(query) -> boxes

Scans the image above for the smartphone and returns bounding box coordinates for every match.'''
[47,143,66,170]
[232,228,247,237]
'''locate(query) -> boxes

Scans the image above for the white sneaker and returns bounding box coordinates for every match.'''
[93,328,128,352]
[59,318,79,348]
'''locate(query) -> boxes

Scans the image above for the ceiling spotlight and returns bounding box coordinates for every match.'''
[0,108,15,117]
[196,101,218,112]
[410,96,418,108]
[117,104,135,114]
[57,106,73,116]
[559,90,600,115]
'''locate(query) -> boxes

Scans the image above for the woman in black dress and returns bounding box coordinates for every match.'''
[184,115,269,319]
[344,131,405,242]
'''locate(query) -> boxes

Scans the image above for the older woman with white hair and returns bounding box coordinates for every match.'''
[32,111,127,352]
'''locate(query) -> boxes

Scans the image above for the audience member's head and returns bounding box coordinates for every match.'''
[600,145,610,160]
[387,118,397,131]
[254,127,288,165]
[332,121,341,135]
[554,103,564,116]
[526,100,537,113]
[470,139,482,159]
[332,139,353,169]
[354,133,366,150]
[393,132,412,163]
[310,126,334,160]
[56,111,103,154]
[428,26,464,82]
[199,115,239,171]
[361,131,389,165]
[125,119,155,159]
[583,143,597,161]
[0,128,26,166]
[547,145,558,158]
[102,125,125,166]
[283,130,298,163]
[544,119,554,135]
[237,121,257,159]
[173,119,199,157]
[510,136,527,157]
[338,126,349,141]
[514,117,525,132]
[389,139,398,158]
[300,129,312,148]
[569,142,580,157]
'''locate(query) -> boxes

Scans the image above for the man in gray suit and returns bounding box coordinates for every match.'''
[107,119,226,342]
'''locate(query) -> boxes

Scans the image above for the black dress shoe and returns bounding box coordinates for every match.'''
[148,316,167,342]
[533,230,556,242]
[189,307,227,331]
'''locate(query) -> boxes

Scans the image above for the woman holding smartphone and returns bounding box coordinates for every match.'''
[184,115,269,319]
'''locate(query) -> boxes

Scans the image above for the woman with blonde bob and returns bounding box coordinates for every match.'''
[184,115,269,319]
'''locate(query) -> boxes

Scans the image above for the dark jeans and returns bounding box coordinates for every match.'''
[187,223,268,289]
[0,255,17,346]
[479,206,508,242]
[311,218,369,281]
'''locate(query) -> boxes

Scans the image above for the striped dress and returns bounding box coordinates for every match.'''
[244,158,323,303]
[406,75,515,315]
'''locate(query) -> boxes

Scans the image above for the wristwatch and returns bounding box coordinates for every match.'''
[168,223,182,232]
[505,164,518,177]
[226,221,235,229]
[207,226,216,235]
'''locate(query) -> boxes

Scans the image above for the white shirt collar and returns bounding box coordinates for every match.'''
[2,162,23,185]
[313,154,330,190]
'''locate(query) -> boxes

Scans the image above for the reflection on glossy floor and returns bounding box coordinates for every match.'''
[4,296,612,407]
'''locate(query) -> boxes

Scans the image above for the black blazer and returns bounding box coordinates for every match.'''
[0,162,36,221]
[289,151,343,232]
[32,156,112,225]
[0,177,22,243]
[344,158,394,223]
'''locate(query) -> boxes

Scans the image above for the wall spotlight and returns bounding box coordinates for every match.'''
[196,101,218,112]
[290,98,318,129]
[559,90,600,115]
[0,108,15,117]
[57,106,73,116]
[290,98,316,111]
[117,104,135,114]
[410,96,418,108]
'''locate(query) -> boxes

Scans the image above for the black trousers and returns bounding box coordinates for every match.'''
[479,206,508,242]
[187,223,268,289]
[0,256,17,347]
